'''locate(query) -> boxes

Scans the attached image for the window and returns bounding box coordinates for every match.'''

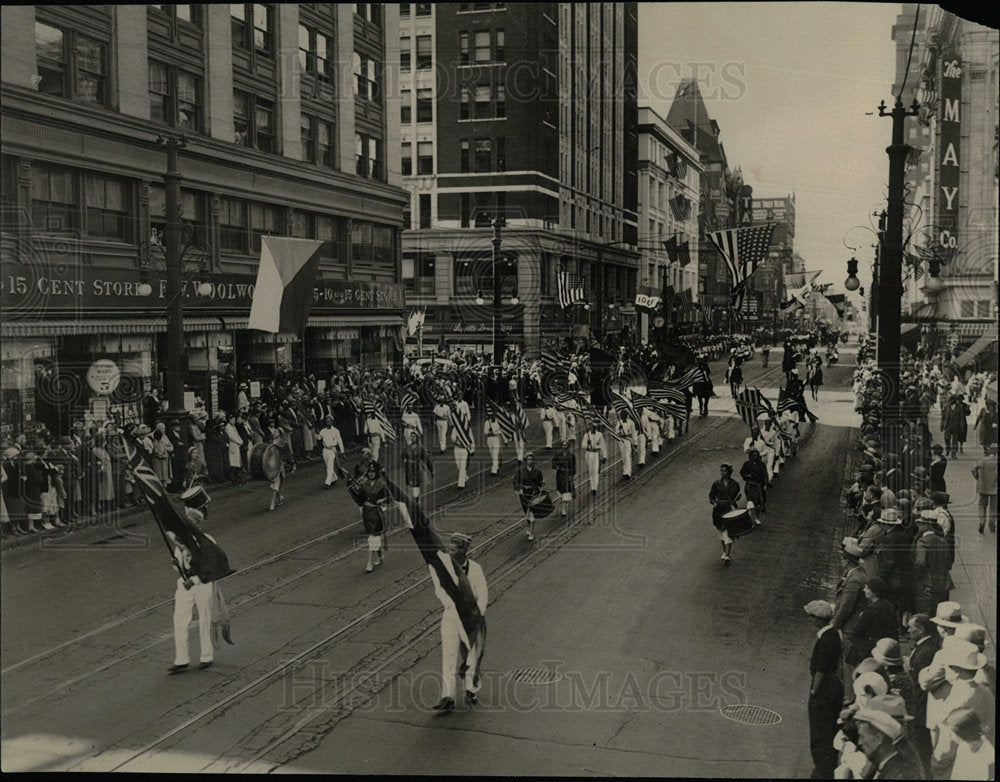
[149,62,202,131]
[301,115,316,162]
[474,139,492,172]
[400,3,410,17]
[317,121,334,167]
[460,32,470,65]
[251,202,280,252]
[401,142,412,176]
[149,62,170,124]
[353,52,381,102]
[416,87,433,122]
[35,22,66,97]
[30,163,76,233]
[495,83,505,118]
[474,31,491,62]
[355,133,383,180]
[351,220,373,263]
[474,85,491,118]
[496,29,505,61]
[460,140,470,173]
[231,4,248,47]
[400,37,411,73]
[355,3,381,25]
[301,115,334,166]
[233,91,250,146]
[416,35,432,70]
[459,87,470,120]
[219,197,248,252]
[419,194,431,229]
[253,4,273,54]
[291,210,315,238]
[977,301,993,318]
[233,91,275,152]
[74,36,106,104]
[255,99,275,152]
[417,141,433,175]
[83,174,128,240]
[496,137,506,171]
[401,88,412,123]
[152,3,202,26]
[415,3,432,16]
[299,25,331,79]
[149,188,207,247]
[177,72,201,130]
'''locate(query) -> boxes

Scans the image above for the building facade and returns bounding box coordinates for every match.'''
[892,4,999,349]
[741,192,795,327]
[636,106,701,342]
[398,2,639,354]
[1,3,408,437]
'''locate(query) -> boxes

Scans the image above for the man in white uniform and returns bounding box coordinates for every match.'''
[452,401,475,489]
[317,416,345,488]
[433,399,450,453]
[430,533,488,710]
[759,414,782,477]
[616,411,637,480]
[167,513,215,674]
[401,407,423,443]
[642,406,663,455]
[364,410,382,463]
[540,402,556,449]
[581,421,607,494]
[484,411,504,475]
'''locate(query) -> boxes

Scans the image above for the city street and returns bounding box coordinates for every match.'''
[3,354,863,776]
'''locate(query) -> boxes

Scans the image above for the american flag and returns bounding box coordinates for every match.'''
[735,387,765,428]
[364,400,397,442]
[646,382,688,419]
[449,404,475,451]
[578,405,626,443]
[610,391,644,429]
[397,387,419,411]
[705,224,776,311]
[777,387,803,416]
[556,270,585,308]
[485,398,518,442]
[662,364,707,390]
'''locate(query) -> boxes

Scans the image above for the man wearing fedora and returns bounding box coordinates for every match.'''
[856,507,902,580]
[942,708,994,780]
[828,538,868,687]
[929,639,993,779]
[918,603,968,766]
[804,599,842,778]
[835,706,924,779]
[912,513,952,616]
[971,443,997,534]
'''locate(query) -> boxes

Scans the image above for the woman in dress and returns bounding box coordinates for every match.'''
[514,452,545,542]
[151,426,174,484]
[358,462,389,573]
[401,429,433,500]
[552,440,577,518]
[91,433,115,515]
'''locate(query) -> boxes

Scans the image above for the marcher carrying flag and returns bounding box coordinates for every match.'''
[485,398,518,443]
[123,435,234,647]
[705,224,776,313]
[365,399,398,442]
[736,387,766,428]
[247,237,324,334]
[449,403,476,452]
[610,390,644,429]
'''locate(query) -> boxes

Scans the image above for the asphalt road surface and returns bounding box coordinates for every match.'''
[1,350,857,776]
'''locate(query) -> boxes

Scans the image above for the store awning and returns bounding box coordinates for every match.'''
[306,315,404,327]
[955,333,998,369]
[1,316,232,338]
[908,302,936,319]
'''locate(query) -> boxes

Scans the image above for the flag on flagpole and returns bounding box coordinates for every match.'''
[663,236,680,264]
[247,237,325,334]
[660,364,707,390]
[735,387,765,428]
[610,391,643,429]
[556,270,585,308]
[485,398,518,442]
[364,400,397,442]
[781,270,823,312]
[646,382,689,419]
[397,387,419,411]
[406,308,426,337]
[777,387,803,415]
[449,404,475,451]
[705,224,776,311]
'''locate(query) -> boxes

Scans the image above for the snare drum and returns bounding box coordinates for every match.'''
[180,485,210,509]
[720,507,756,539]
[525,491,554,519]
[248,443,282,482]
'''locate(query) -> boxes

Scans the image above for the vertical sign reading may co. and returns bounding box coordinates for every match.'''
[937,52,961,262]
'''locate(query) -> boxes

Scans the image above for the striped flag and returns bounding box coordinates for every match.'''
[579,404,626,443]
[735,387,765,428]
[610,391,643,429]
[247,237,324,333]
[397,387,419,411]
[485,398,518,443]
[646,382,688,419]
[556,270,585,308]
[365,400,397,442]
[449,404,475,451]
[705,224,776,312]
[662,364,707,389]
[777,387,802,416]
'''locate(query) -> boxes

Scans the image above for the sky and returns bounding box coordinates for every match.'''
[638,2,903,292]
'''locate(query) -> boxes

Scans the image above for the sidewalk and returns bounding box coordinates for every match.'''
[925,406,997,652]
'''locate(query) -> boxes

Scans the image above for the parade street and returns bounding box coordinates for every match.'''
[2,354,862,776]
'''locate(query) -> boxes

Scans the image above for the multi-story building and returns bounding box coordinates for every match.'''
[891,4,999,352]
[1,4,408,436]
[636,106,701,342]
[398,2,639,354]
[664,79,743,330]
[741,192,795,327]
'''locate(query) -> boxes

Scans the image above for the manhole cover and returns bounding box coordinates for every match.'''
[719,704,782,726]
[505,667,563,685]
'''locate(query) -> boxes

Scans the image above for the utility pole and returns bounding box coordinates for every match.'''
[491,217,504,366]
[877,97,919,419]
[159,134,187,413]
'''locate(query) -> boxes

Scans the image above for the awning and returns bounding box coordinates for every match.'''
[306,315,404,327]
[956,333,998,369]
[1,316,234,338]
[909,302,936,318]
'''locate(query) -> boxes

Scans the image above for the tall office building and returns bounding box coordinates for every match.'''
[398,2,639,354]
[1,4,407,436]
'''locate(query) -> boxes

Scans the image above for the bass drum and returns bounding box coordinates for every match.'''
[248,443,282,481]
[720,507,757,539]
[525,490,555,519]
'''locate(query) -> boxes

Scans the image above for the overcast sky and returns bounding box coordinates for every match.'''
[638,2,902,291]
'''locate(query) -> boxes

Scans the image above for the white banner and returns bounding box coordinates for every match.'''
[635,293,662,310]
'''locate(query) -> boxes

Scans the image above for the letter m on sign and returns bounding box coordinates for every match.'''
[943,98,959,122]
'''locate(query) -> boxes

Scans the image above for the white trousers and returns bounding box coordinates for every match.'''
[454,447,469,487]
[487,436,501,472]
[173,579,213,665]
[514,438,525,462]
[647,424,662,453]
[542,420,554,448]
[585,450,601,490]
[664,416,676,441]
[370,433,381,463]
[323,448,339,485]
[636,434,647,466]
[760,447,775,481]
[436,420,448,452]
[618,440,633,476]
[440,612,479,699]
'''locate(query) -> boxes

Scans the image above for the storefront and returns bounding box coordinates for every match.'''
[1,260,404,436]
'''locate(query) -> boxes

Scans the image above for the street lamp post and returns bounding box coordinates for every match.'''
[877,97,919,418]
[492,218,503,366]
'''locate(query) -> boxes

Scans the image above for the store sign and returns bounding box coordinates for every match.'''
[1,263,404,315]
[936,52,961,263]
[86,359,121,395]
[634,286,661,310]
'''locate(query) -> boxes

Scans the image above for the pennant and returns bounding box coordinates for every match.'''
[247,237,324,334]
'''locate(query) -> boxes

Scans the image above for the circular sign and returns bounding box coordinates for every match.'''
[86,359,121,395]
[653,316,666,328]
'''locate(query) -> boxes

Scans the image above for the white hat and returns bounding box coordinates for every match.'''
[853,708,903,742]
[940,639,988,671]
[879,508,901,524]
[853,671,889,700]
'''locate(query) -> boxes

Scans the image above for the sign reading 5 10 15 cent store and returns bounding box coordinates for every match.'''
[1,262,403,315]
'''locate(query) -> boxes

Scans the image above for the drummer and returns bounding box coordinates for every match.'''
[514,452,545,542]
[709,463,742,564]
[552,440,577,518]
[401,429,433,500]
[357,462,389,573]
[181,485,211,522]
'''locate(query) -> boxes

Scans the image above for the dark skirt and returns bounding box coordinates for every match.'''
[555,471,575,494]
[744,481,766,510]
[362,504,384,535]
[404,460,422,488]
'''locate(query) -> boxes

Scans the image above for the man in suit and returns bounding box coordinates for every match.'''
[827,538,868,688]
[906,613,942,769]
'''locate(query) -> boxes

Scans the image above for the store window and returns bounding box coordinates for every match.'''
[85,174,129,241]
[219,196,248,253]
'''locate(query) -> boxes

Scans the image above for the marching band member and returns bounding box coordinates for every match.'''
[514,452,544,541]
[317,415,345,489]
[581,421,607,494]
[635,412,648,469]
[401,430,433,500]
[552,440,577,517]
[433,398,451,453]
[615,411,637,480]
[540,401,556,450]
[451,405,475,490]
[364,405,383,463]
[642,406,663,455]
[484,409,504,475]
[401,405,423,443]
[709,463,742,564]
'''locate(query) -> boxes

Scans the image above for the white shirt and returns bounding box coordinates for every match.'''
[484,420,504,438]
[434,403,450,421]
[402,411,422,433]
[582,431,607,457]
[429,554,488,618]
[318,425,344,451]
[224,423,243,446]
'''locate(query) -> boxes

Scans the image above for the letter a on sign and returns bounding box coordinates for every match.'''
[941,143,959,167]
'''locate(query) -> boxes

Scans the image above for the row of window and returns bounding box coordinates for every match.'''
[35,22,108,106]
[399,35,432,72]
[20,160,395,264]
[399,4,433,18]
[459,29,505,65]
[400,87,433,123]
[402,255,518,297]
[460,137,506,173]
[458,83,506,120]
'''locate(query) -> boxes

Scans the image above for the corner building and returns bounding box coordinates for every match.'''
[1,4,408,437]
[399,2,639,354]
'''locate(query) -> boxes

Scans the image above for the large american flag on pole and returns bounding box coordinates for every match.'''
[449,404,475,451]
[485,398,518,443]
[556,270,585,308]
[705,224,776,312]
[364,400,397,442]
[646,382,689,419]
